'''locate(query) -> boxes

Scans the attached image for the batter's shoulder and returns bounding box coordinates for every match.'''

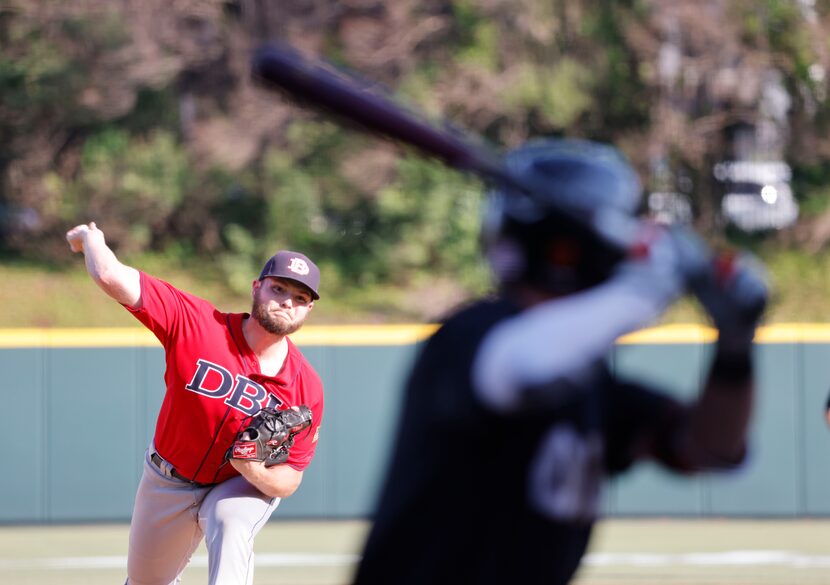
[431,297,518,347]
[442,297,517,328]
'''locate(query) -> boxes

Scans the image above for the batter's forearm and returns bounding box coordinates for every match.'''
[472,277,676,412]
[684,352,754,469]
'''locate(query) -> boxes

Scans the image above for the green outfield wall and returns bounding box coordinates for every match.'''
[1,324,829,523]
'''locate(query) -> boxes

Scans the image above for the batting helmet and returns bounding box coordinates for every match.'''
[482,138,643,293]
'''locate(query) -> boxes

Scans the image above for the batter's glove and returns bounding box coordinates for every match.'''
[690,251,769,357]
[613,223,691,312]
[228,406,313,467]
[643,226,769,355]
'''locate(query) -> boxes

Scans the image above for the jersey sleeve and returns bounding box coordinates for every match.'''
[284,371,325,472]
[124,271,214,347]
[471,276,672,413]
[602,377,691,474]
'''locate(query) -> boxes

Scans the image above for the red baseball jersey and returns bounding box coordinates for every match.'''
[126,271,324,485]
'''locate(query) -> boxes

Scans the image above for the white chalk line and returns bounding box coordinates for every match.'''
[3,550,830,571]
[0,553,360,570]
[583,550,830,568]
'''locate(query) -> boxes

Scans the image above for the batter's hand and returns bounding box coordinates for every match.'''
[613,223,688,311]
[66,222,101,253]
[692,251,768,356]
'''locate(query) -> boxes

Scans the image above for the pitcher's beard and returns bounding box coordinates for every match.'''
[251,301,305,336]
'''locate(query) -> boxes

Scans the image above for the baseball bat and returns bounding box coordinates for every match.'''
[250,42,636,250]
[251,44,506,181]
[249,43,769,320]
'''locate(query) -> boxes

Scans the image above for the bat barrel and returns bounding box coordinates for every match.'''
[251,43,503,177]
[250,43,637,254]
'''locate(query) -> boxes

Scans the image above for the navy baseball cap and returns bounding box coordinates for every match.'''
[258,250,320,300]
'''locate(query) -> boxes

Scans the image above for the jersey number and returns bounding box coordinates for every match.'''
[528,426,603,522]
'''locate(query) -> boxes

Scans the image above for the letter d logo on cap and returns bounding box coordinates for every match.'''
[287,258,310,275]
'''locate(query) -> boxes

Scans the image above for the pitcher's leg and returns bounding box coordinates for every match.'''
[199,475,281,585]
[126,452,210,585]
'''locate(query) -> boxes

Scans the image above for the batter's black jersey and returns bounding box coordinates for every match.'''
[353,298,688,585]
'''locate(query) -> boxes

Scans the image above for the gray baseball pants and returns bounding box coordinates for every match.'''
[125,447,280,585]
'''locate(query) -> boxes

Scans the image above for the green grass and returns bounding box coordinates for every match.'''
[3,244,830,327]
[2,519,830,584]
[0,260,242,328]
[575,518,830,585]
[0,259,434,327]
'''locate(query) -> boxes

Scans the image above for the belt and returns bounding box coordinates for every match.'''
[150,452,214,488]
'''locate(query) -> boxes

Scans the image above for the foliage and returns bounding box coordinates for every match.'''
[215,119,489,302]
[791,161,830,218]
[375,155,486,288]
[1,1,830,322]
[46,128,192,252]
[506,58,595,129]
[7,241,830,326]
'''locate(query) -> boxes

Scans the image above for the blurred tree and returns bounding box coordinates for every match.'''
[1,0,829,321]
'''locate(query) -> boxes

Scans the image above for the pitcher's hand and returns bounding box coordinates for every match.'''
[66,222,100,253]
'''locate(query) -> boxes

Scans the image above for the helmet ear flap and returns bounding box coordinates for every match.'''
[484,234,526,285]
[483,206,627,293]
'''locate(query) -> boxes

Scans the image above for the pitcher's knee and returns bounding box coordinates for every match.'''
[206,516,255,549]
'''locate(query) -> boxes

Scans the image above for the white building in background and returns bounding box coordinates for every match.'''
[716,160,799,231]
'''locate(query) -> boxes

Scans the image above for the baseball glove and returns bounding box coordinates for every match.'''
[228,406,313,467]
